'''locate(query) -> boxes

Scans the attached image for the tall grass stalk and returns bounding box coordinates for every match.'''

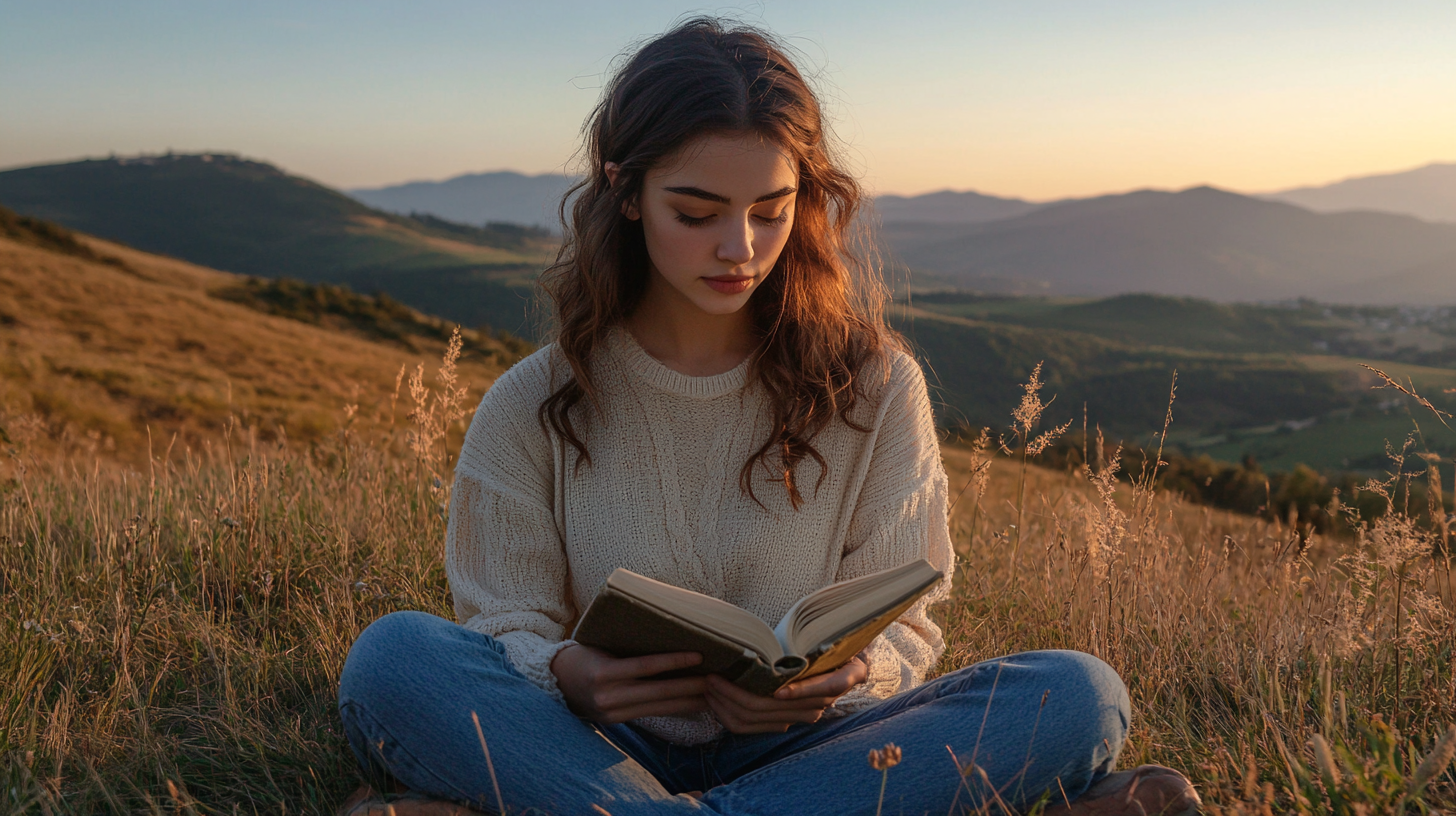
[3,350,1455,814]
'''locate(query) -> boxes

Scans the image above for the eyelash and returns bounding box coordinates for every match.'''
[674,211,789,227]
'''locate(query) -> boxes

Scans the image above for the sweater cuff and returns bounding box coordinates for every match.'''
[860,635,911,695]
[830,636,908,716]
[479,628,577,705]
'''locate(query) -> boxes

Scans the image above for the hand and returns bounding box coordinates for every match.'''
[550,644,710,724]
[704,655,868,734]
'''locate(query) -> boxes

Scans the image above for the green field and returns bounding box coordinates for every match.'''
[900,294,1456,476]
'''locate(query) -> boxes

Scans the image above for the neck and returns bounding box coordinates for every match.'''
[626,274,757,377]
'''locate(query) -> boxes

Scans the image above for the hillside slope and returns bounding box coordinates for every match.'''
[0,210,513,463]
[0,154,557,335]
[897,296,1456,472]
[882,186,1456,303]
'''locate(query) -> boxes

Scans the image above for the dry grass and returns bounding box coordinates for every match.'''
[937,391,1456,814]
[0,235,509,465]
[3,327,1455,812]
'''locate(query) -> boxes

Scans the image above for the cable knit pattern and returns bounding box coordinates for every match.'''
[445,326,953,745]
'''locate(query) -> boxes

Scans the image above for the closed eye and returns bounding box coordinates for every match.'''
[673,210,789,227]
[674,211,713,227]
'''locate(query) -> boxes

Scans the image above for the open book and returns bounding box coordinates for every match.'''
[570,559,942,696]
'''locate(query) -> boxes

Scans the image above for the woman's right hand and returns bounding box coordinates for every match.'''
[550,644,710,724]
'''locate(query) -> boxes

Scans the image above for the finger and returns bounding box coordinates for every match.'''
[705,686,833,723]
[706,694,810,733]
[774,671,854,701]
[595,651,703,682]
[706,674,835,711]
[599,695,710,724]
[774,660,865,700]
[592,676,709,710]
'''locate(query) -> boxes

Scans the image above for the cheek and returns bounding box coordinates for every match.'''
[759,219,794,259]
[642,216,707,267]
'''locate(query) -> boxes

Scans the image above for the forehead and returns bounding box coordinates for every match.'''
[648,132,798,193]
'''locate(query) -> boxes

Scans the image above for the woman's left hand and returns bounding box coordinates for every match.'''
[704,655,868,734]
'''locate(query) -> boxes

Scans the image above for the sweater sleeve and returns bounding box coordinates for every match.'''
[830,354,954,715]
[445,352,577,703]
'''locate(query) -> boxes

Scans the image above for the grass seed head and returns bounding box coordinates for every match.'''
[868,743,902,771]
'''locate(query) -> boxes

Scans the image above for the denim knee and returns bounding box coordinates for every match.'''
[338,610,510,708]
[1026,650,1130,753]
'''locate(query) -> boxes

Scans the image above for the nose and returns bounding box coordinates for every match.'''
[716,214,754,266]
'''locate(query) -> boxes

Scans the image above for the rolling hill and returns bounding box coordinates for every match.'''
[0,154,556,335]
[880,186,1456,304]
[1266,162,1456,223]
[901,292,1456,472]
[0,205,516,463]
[3,200,1449,479]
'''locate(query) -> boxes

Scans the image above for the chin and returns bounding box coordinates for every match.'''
[691,294,754,315]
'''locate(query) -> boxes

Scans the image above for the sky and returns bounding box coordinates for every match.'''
[2,1,1454,200]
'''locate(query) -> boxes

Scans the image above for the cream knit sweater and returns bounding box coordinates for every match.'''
[445,326,954,745]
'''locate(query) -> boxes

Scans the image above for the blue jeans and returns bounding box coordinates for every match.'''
[338,611,1129,815]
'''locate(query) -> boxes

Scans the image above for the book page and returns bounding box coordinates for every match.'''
[773,559,941,659]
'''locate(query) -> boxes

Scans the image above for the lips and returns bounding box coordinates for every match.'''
[703,275,755,295]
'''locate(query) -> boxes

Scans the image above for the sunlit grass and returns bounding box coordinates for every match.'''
[3,351,1455,814]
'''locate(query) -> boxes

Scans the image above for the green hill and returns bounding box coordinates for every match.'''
[0,154,555,334]
[0,207,519,462]
[898,296,1456,473]
[912,292,1456,370]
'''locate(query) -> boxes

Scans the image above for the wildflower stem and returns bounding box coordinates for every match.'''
[875,768,888,816]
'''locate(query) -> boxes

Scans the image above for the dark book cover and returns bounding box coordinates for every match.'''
[571,588,805,695]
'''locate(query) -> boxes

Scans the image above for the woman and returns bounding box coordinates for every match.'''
[337,18,1199,816]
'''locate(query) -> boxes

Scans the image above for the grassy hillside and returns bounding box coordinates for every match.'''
[5,391,1453,813]
[912,291,1456,367]
[0,154,557,335]
[895,297,1456,473]
[0,209,518,464]
[1,211,1453,814]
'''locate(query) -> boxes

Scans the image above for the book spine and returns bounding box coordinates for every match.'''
[732,660,808,696]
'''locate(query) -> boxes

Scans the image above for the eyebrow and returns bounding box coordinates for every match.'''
[662,185,797,204]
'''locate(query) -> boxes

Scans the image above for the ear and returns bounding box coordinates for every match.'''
[603,162,641,220]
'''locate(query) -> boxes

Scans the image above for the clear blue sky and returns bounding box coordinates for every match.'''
[3,1,1453,198]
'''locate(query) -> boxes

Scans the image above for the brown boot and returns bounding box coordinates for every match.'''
[1044,765,1201,815]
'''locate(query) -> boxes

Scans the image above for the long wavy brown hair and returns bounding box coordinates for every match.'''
[539,17,900,509]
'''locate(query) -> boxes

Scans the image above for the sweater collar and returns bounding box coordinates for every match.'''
[607,325,751,400]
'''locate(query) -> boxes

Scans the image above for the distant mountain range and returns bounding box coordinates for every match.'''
[350,171,577,230]
[879,162,1456,226]
[872,190,1039,224]
[344,162,1456,233]
[1263,162,1456,223]
[878,186,1456,304]
[5,153,1456,312]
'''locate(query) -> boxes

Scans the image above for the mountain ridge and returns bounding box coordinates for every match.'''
[1264,162,1456,223]
[349,170,577,229]
[880,185,1456,303]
